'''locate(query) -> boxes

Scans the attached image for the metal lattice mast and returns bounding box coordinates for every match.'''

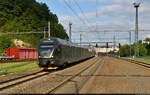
[133,2,140,57]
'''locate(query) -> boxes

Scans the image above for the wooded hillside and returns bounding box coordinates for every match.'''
[0,0,68,53]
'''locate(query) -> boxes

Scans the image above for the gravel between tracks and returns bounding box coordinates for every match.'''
[2,56,150,94]
[0,57,99,94]
[79,56,150,94]
[0,68,41,83]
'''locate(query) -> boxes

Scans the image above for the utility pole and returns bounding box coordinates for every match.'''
[80,34,82,46]
[48,21,50,38]
[106,42,108,54]
[129,31,132,57]
[133,2,140,57]
[113,35,116,51]
[69,22,72,42]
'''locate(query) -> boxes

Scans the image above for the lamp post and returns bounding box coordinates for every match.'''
[133,2,140,57]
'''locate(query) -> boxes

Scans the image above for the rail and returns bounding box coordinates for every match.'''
[120,58,150,68]
[0,71,51,91]
[48,57,103,94]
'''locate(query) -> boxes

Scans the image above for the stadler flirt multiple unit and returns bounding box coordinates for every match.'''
[38,37,95,70]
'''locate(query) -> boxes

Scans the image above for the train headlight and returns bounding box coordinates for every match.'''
[51,60,55,64]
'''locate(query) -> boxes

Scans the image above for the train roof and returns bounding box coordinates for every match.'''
[40,37,89,49]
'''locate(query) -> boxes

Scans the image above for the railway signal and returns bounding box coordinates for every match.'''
[106,42,108,48]
[119,43,121,48]
[96,43,98,47]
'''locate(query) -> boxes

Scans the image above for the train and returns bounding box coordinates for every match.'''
[38,37,96,70]
[6,48,38,59]
[0,48,38,62]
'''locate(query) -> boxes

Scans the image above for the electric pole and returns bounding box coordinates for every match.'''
[113,35,116,51]
[129,31,132,57]
[69,22,72,42]
[80,34,82,46]
[48,21,50,38]
[133,2,140,57]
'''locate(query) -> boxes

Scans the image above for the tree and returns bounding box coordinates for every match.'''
[143,38,150,55]
[139,44,147,56]
[138,40,142,44]
[120,44,130,57]
[0,35,15,53]
[144,38,150,42]
[0,0,69,50]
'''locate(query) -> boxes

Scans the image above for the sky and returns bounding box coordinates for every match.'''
[36,0,150,46]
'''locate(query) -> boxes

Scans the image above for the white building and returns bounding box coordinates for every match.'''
[94,46,119,54]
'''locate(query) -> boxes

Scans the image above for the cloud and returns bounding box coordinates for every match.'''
[145,34,150,38]
[50,0,150,44]
[59,0,150,31]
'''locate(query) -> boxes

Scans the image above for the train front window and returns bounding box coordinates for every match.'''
[39,45,54,57]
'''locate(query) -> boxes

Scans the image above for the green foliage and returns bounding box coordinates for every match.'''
[143,38,150,55]
[144,38,150,42]
[120,44,130,57]
[120,44,134,57]
[120,43,147,57]
[0,0,68,51]
[0,35,15,53]
[139,44,147,56]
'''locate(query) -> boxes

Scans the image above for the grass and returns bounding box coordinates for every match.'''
[143,55,150,57]
[132,58,150,63]
[0,61,39,75]
[121,57,150,64]
[0,61,34,69]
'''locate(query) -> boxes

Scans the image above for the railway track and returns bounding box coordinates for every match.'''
[48,57,104,94]
[0,57,101,94]
[0,70,51,91]
[118,57,150,68]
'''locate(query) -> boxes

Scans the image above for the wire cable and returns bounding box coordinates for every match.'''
[63,0,91,44]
